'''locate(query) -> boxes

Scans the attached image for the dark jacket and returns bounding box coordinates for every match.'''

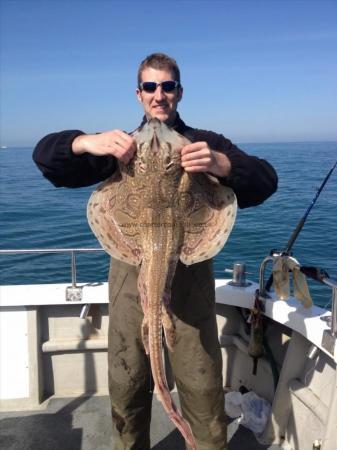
[33,114,277,208]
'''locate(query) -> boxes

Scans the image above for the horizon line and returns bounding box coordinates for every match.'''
[2,138,337,149]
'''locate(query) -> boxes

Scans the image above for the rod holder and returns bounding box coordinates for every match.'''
[258,255,275,298]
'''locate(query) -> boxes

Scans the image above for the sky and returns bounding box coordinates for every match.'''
[1,0,337,146]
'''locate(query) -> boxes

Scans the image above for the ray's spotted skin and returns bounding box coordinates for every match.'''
[87,119,237,449]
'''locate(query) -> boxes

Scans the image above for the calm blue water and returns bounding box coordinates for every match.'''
[0,142,336,309]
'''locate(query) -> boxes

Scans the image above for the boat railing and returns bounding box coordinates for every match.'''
[0,248,105,300]
[1,248,337,336]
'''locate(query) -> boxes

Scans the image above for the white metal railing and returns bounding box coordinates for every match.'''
[2,248,336,336]
[0,248,104,288]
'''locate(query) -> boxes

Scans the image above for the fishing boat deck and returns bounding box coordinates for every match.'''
[0,394,279,450]
[1,272,336,449]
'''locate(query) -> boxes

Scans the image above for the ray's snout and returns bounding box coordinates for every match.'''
[150,131,161,153]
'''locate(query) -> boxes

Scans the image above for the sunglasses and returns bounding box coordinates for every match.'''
[139,80,180,93]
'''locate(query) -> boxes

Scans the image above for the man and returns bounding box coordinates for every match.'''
[33,53,277,450]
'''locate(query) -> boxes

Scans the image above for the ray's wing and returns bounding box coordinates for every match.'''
[87,171,142,266]
[179,173,237,265]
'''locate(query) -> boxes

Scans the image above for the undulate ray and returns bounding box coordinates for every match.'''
[87,119,237,449]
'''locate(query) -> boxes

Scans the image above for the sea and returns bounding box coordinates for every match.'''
[0,142,336,309]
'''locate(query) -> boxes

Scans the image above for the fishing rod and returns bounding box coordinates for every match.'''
[265,159,337,292]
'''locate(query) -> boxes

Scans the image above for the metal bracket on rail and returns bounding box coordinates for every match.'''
[65,252,91,319]
[0,247,103,320]
[65,251,83,302]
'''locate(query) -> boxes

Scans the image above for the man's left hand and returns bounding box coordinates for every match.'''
[180,142,231,177]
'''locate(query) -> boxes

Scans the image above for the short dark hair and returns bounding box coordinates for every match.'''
[137,53,181,87]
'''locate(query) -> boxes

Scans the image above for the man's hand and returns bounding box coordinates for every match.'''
[180,142,231,177]
[72,130,136,164]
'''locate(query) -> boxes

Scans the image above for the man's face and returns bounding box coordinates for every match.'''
[136,67,183,125]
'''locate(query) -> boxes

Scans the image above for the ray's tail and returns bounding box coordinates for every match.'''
[148,311,198,450]
[141,211,198,450]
